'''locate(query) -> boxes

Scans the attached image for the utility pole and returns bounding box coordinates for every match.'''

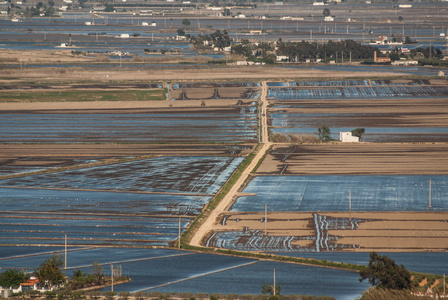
[429,178,432,209]
[178,217,181,250]
[349,190,352,223]
[264,204,267,236]
[111,264,114,292]
[64,235,67,269]
[273,269,276,296]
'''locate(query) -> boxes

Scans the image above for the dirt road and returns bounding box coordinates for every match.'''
[189,82,271,247]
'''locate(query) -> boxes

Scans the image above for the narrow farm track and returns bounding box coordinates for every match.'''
[189,82,271,247]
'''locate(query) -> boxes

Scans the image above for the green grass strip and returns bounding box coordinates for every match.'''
[0,90,165,102]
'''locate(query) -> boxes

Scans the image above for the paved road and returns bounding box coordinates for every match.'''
[189,82,271,247]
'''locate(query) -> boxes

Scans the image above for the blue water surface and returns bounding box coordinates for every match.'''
[232,175,448,212]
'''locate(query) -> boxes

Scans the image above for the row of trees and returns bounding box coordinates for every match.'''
[277,40,379,62]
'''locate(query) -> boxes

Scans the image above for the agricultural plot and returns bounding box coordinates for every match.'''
[0,157,243,195]
[170,86,260,100]
[0,107,258,143]
[288,79,430,87]
[172,83,260,89]
[268,83,448,142]
[0,187,205,246]
[258,144,448,176]
[171,82,260,101]
[231,175,447,212]
[0,156,243,246]
[0,158,99,177]
[203,173,448,252]
[205,211,448,252]
[272,252,448,276]
[268,86,448,100]
[0,83,163,90]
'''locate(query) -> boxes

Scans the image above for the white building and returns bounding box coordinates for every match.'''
[340,132,359,142]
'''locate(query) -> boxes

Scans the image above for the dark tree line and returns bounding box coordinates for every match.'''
[277,40,380,62]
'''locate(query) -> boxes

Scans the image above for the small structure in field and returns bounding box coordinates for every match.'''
[340,132,359,142]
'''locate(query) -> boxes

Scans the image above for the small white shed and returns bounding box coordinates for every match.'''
[340,132,359,142]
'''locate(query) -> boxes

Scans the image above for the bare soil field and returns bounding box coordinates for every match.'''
[208,211,448,252]
[269,97,448,128]
[0,52,403,84]
[258,143,448,175]
[170,87,259,100]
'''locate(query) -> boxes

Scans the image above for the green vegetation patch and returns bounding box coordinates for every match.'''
[0,89,165,102]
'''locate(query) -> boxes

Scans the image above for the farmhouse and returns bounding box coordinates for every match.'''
[0,277,42,298]
[340,132,359,142]
[375,35,388,45]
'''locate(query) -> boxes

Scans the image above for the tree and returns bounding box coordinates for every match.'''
[91,261,103,285]
[261,283,281,296]
[0,269,28,288]
[177,28,185,36]
[182,18,190,27]
[404,36,413,44]
[351,128,365,141]
[317,125,332,141]
[359,252,413,290]
[222,8,231,16]
[34,254,65,289]
[323,8,331,17]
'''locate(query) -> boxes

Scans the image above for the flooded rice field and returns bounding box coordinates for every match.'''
[231,175,448,212]
[270,252,448,276]
[0,187,207,246]
[268,85,448,100]
[0,156,244,246]
[0,246,370,300]
[0,156,244,194]
[288,79,430,87]
[0,107,258,143]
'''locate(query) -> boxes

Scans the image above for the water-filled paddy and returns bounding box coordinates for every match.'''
[0,108,257,143]
[231,175,448,212]
[0,188,205,246]
[288,79,429,87]
[0,156,244,195]
[269,252,448,276]
[268,86,448,100]
[0,246,369,300]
